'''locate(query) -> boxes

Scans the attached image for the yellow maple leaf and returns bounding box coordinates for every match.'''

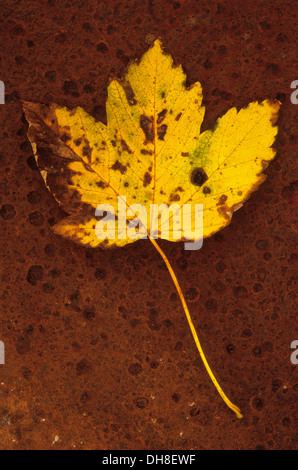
[23,40,280,418]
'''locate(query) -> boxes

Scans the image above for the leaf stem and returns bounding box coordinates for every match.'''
[149,235,243,419]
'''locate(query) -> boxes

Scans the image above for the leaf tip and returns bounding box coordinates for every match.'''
[153,38,163,49]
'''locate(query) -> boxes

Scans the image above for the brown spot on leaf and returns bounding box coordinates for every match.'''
[81,202,97,215]
[74,138,82,146]
[96,181,106,188]
[218,194,228,205]
[82,141,92,161]
[120,139,132,154]
[157,108,167,124]
[143,172,152,187]
[141,149,153,155]
[181,152,189,156]
[203,186,211,194]
[175,112,182,121]
[122,81,138,105]
[140,115,154,143]
[61,133,71,143]
[190,167,208,186]
[169,193,180,202]
[157,124,167,140]
[111,160,127,174]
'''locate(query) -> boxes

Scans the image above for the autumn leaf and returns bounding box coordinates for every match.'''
[23,39,280,418]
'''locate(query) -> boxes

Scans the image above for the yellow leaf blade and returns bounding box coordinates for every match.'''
[23,41,280,247]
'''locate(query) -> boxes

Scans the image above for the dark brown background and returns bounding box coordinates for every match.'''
[0,0,297,450]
